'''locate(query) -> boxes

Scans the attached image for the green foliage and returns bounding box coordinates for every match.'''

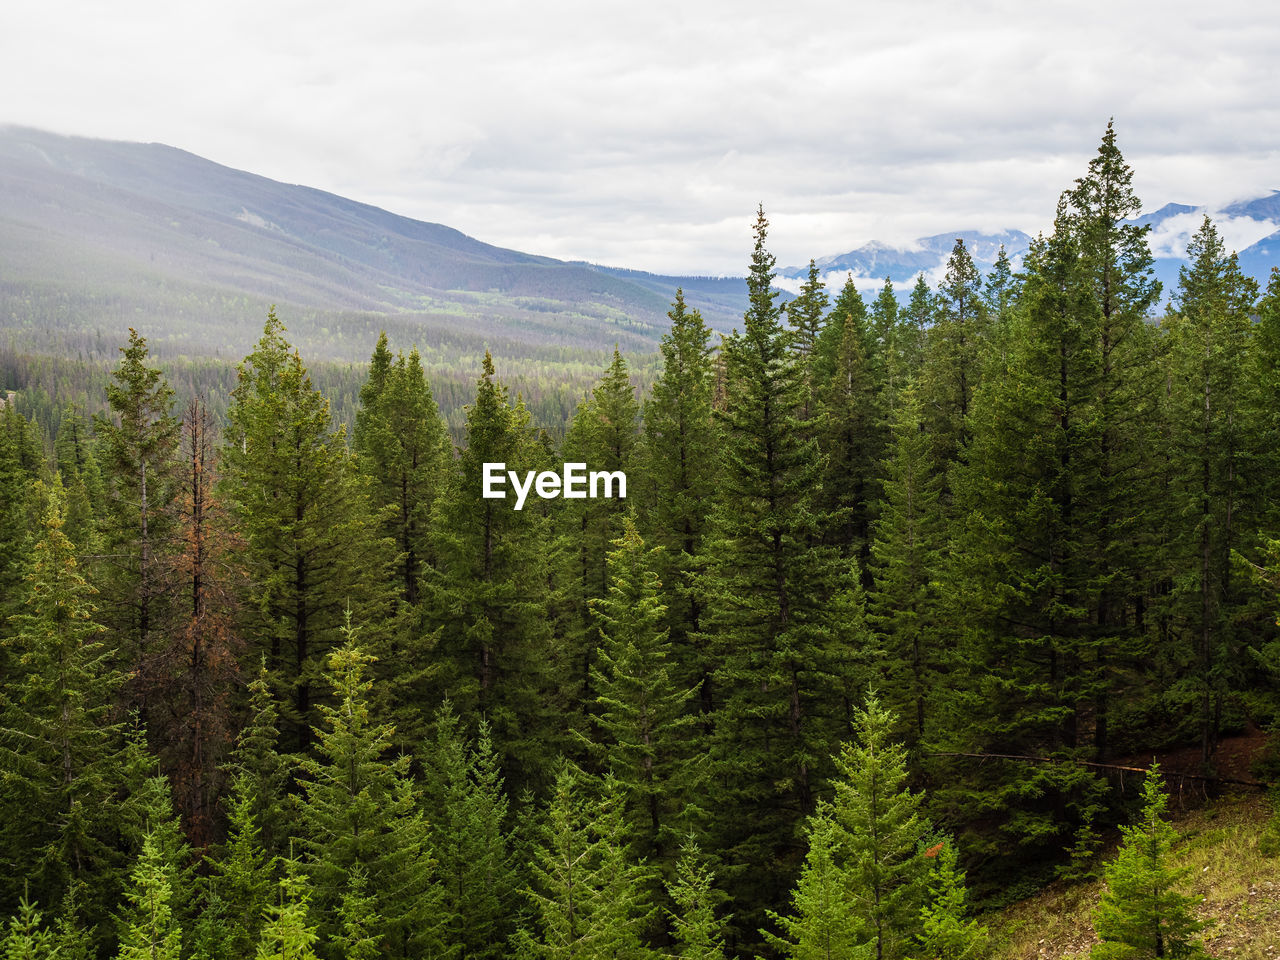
[666,840,728,960]
[700,208,865,947]
[218,311,395,750]
[114,829,182,960]
[294,630,441,958]
[517,764,655,960]
[422,706,518,960]
[832,695,932,960]
[426,351,556,791]
[0,482,129,931]
[763,811,867,960]
[1091,767,1208,959]
[587,520,704,889]
[913,841,989,960]
[2,897,58,960]
[255,858,320,960]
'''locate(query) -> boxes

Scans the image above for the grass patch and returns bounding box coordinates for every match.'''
[988,792,1280,959]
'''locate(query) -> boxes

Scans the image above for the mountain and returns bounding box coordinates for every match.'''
[781,230,1033,287]
[0,126,743,365]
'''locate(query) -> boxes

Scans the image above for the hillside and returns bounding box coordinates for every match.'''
[0,126,746,366]
[990,792,1280,958]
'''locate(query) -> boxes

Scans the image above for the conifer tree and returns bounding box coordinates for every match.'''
[427,351,556,789]
[587,520,703,885]
[0,404,43,627]
[209,771,276,955]
[219,311,394,750]
[2,897,58,960]
[819,295,886,569]
[1164,217,1260,768]
[787,260,829,361]
[0,483,129,930]
[666,840,728,960]
[1091,767,1207,959]
[900,274,935,378]
[354,334,450,608]
[918,239,986,476]
[114,829,182,960]
[701,207,863,948]
[1248,267,1280,538]
[913,841,989,960]
[93,328,180,676]
[224,664,292,855]
[332,868,382,960]
[255,858,319,960]
[638,290,718,714]
[1064,120,1164,760]
[866,387,946,748]
[831,695,931,960]
[294,633,441,959]
[517,765,654,960]
[762,811,865,960]
[559,348,640,722]
[422,707,518,960]
[813,274,870,393]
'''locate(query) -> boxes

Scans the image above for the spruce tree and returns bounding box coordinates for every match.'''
[1091,767,1207,959]
[762,811,865,960]
[866,386,946,748]
[114,829,182,960]
[255,858,319,960]
[701,207,863,949]
[587,520,703,887]
[294,633,441,959]
[427,351,556,790]
[831,695,931,960]
[2,897,58,960]
[93,328,180,678]
[218,311,394,750]
[0,482,129,931]
[354,334,450,608]
[666,840,728,960]
[517,765,654,960]
[1164,216,1260,768]
[913,841,989,960]
[422,706,518,960]
[637,290,718,717]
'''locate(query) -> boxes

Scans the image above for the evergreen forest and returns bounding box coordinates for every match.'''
[3,122,1280,959]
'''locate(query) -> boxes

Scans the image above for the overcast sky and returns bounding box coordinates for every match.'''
[2,0,1277,276]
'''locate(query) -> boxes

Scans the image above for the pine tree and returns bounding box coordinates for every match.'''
[1163,216,1260,769]
[354,334,450,608]
[93,328,180,677]
[666,840,728,960]
[831,695,931,960]
[0,404,43,628]
[701,207,864,950]
[901,274,935,377]
[2,897,58,960]
[114,829,182,960]
[210,771,276,955]
[224,664,292,855]
[0,482,129,931]
[638,289,719,707]
[1091,767,1207,959]
[294,631,441,959]
[558,348,640,724]
[518,764,654,960]
[332,868,382,960]
[255,858,319,960]
[762,811,866,960]
[427,351,556,791]
[422,706,518,960]
[1064,120,1164,761]
[919,239,987,477]
[786,261,830,416]
[913,840,989,960]
[866,386,946,749]
[218,311,394,750]
[587,520,703,887]
[150,396,241,848]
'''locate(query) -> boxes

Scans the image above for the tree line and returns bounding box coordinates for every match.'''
[1,121,1275,958]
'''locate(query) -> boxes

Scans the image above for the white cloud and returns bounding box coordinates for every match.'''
[2,0,1278,275]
